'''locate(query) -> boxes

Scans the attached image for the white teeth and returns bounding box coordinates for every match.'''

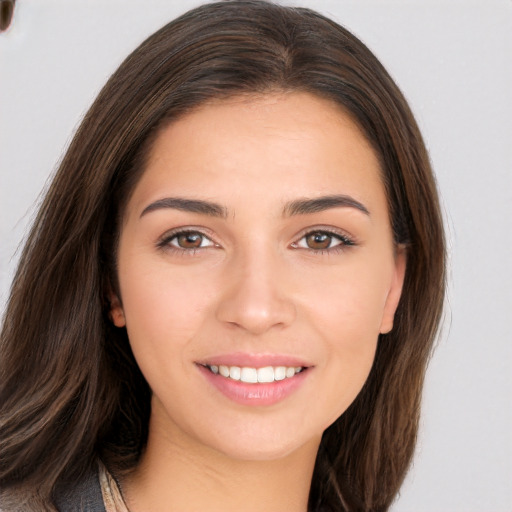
[241,367,258,383]
[207,364,304,383]
[257,366,274,383]
[286,367,296,378]
[229,366,241,380]
[274,366,286,381]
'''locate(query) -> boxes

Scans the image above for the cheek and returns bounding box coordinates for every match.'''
[300,255,393,338]
[117,256,217,354]
[117,261,221,407]
[296,258,391,422]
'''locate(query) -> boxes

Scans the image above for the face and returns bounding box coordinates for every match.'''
[111,92,406,462]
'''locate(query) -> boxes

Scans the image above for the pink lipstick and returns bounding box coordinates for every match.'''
[196,353,311,406]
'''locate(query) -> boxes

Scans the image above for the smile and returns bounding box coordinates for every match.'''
[197,358,310,405]
[204,364,304,383]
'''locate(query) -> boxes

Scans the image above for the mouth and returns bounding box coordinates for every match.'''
[196,356,311,405]
[200,364,305,383]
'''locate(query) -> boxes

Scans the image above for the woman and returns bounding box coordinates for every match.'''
[0,1,445,511]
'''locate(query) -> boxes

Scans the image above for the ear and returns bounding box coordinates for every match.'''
[109,293,126,328]
[379,246,407,334]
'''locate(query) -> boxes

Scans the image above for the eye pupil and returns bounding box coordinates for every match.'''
[306,232,331,250]
[178,233,202,248]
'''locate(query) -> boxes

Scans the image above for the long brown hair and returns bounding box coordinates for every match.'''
[0,1,445,510]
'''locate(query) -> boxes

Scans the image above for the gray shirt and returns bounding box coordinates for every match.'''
[54,469,105,512]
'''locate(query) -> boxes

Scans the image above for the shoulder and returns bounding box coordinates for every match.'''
[53,466,106,512]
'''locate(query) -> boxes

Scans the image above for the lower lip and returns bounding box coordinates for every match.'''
[197,365,309,406]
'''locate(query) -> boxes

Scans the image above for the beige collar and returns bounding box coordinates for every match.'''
[99,461,130,512]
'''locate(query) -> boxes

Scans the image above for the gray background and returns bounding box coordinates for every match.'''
[1,1,511,510]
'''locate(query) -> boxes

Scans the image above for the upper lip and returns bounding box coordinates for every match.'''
[196,352,312,368]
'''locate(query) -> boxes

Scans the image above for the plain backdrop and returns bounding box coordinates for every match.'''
[1,1,511,510]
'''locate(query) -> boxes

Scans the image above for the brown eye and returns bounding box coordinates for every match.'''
[158,230,216,252]
[175,232,204,248]
[292,230,353,252]
[305,232,333,250]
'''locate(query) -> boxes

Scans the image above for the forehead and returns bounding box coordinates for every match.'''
[128,92,386,218]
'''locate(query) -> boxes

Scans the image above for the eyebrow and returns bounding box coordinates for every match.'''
[283,194,370,217]
[140,197,228,218]
[140,194,369,219]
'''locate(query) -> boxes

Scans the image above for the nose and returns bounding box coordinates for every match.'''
[215,249,296,335]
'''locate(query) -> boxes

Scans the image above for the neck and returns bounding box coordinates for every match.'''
[121,413,320,512]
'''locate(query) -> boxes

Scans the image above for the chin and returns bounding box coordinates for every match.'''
[213,437,317,463]
[191,418,324,464]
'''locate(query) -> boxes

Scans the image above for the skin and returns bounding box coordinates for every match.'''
[110,92,406,512]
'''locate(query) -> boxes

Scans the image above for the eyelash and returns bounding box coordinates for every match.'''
[290,228,356,256]
[157,227,356,256]
[157,228,217,256]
